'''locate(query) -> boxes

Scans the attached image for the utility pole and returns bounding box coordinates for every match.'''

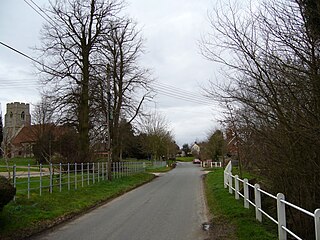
[106,64,112,180]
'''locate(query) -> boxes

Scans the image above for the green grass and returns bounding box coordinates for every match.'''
[0,173,155,240]
[145,166,172,173]
[176,156,194,162]
[205,169,277,240]
[0,157,37,166]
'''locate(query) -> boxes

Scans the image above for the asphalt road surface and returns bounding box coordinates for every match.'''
[35,162,209,240]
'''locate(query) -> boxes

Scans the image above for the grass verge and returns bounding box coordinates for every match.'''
[145,166,172,173]
[204,169,277,240]
[176,156,194,162]
[0,173,155,240]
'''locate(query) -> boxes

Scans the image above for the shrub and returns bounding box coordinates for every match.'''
[0,176,16,211]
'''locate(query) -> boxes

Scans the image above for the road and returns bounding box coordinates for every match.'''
[35,162,210,240]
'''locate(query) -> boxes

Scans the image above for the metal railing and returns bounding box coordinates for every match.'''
[224,161,320,240]
[0,161,165,199]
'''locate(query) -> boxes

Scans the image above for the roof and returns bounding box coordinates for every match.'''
[11,124,71,146]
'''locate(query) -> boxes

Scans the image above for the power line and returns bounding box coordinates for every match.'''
[0,41,67,78]
[154,84,211,103]
[156,82,210,101]
[23,0,56,28]
[154,88,212,105]
[151,82,213,105]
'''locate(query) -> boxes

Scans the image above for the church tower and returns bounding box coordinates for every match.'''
[4,102,31,141]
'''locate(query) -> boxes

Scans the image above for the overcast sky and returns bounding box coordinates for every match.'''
[0,0,225,147]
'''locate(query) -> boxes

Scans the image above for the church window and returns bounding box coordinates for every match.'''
[21,111,25,120]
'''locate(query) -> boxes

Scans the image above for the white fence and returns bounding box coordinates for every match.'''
[224,161,320,240]
[1,161,166,199]
[201,161,222,168]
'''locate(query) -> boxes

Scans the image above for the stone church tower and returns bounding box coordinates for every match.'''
[4,102,31,142]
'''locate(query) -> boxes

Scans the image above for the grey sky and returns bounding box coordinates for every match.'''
[0,0,223,147]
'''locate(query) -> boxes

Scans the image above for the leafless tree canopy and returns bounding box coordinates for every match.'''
[201,0,320,237]
[138,111,175,161]
[36,0,152,161]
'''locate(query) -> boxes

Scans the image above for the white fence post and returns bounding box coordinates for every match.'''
[244,178,249,209]
[277,193,287,240]
[235,175,239,200]
[254,184,262,222]
[315,209,320,240]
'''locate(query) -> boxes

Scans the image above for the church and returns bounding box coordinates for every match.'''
[2,102,34,158]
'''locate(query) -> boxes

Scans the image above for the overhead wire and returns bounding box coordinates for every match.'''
[156,82,210,101]
[23,0,56,28]
[3,0,214,106]
[151,82,213,105]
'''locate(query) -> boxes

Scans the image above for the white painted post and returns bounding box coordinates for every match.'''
[254,184,262,222]
[235,175,239,200]
[244,178,249,209]
[39,163,42,196]
[81,163,84,187]
[68,163,70,190]
[314,209,320,240]
[228,174,233,194]
[277,193,287,240]
[75,163,77,190]
[27,164,30,199]
[59,163,62,192]
[50,163,53,193]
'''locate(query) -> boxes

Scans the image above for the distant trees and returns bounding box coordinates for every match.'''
[203,130,225,161]
[138,112,176,160]
[37,0,151,162]
[182,143,190,156]
[201,0,320,237]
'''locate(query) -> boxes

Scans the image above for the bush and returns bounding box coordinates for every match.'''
[0,176,16,211]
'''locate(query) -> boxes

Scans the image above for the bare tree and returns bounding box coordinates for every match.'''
[139,111,174,161]
[201,0,320,237]
[92,18,153,162]
[37,0,124,162]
